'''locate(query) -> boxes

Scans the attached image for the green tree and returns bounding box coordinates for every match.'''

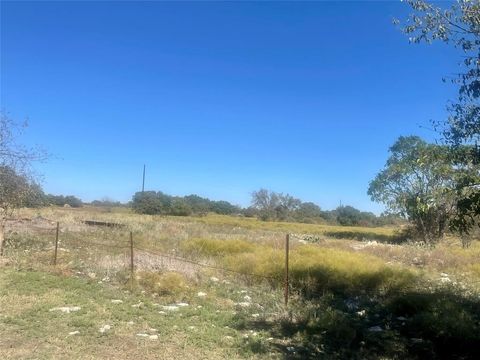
[131,191,164,215]
[368,136,459,243]
[396,0,480,234]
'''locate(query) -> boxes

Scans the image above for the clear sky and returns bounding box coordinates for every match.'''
[1,1,458,213]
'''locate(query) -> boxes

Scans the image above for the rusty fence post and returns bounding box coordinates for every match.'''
[284,233,290,306]
[130,231,134,281]
[53,222,59,265]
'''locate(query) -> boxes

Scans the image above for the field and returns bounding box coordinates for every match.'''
[1,207,480,359]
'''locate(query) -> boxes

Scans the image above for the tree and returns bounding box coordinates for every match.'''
[0,112,45,255]
[295,202,323,222]
[396,0,480,234]
[251,189,302,221]
[368,136,460,243]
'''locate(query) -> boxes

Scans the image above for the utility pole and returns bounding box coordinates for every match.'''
[142,164,146,193]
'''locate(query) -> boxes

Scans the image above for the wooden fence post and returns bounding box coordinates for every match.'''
[53,222,59,265]
[284,233,290,306]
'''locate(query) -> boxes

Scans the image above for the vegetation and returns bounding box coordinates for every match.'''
[395,0,480,235]
[131,191,240,216]
[368,136,461,244]
[1,206,479,359]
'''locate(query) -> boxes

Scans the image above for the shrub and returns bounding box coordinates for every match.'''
[137,271,188,296]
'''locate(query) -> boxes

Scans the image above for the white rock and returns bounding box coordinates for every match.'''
[136,333,149,337]
[396,316,407,321]
[131,302,143,308]
[99,325,111,333]
[440,277,452,283]
[127,321,134,325]
[158,311,167,315]
[161,305,179,311]
[111,300,123,304]
[50,306,81,314]
[243,295,252,302]
[252,313,260,318]
[176,302,189,307]
[236,302,251,308]
[440,273,449,278]
[68,331,80,336]
[210,277,219,282]
[368,326,383,332]
[149,335,158,340]
[356,310,366,317]
[149,328,158,333]
[197,292,207,298]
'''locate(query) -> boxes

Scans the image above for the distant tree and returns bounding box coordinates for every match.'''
[131,191,164,215]
[183,194,210,215]
[336,205,363,226]
[294,202,323,222]
[170,198,192,216]
[368,136,460,243]
[210,200,239,215]
[396,0,480,234]
[251,189,280,220]
[251,189,302,221]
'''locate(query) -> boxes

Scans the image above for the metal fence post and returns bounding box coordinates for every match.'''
[285,233,290,306]
[53,222,59,265]
[130,231,134,280]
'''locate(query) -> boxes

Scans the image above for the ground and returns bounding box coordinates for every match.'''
[1,207,479,359]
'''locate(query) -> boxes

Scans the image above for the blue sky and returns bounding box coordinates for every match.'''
[1,1,458,213]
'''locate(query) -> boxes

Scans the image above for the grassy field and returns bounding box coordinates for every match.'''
[1,207,480,359]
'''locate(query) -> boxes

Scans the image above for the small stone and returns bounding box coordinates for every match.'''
[127,321,134,325]
[136,333,149,337]
[368,326,383,332]
[158,311,167,315]
[210,277,219,282]
[49,306,81,314]
[99,325,111,333]
[149,334,158,340]
[243,295,252,302]
[161,305,179,311]
[111,300,123,304]
[68,331,80,336]
[88,272,96,279]
[236,302,250,308]
[176,302,189,307]
[252,313,260,318]
[396,316,407,321]
[197,292,207,298]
